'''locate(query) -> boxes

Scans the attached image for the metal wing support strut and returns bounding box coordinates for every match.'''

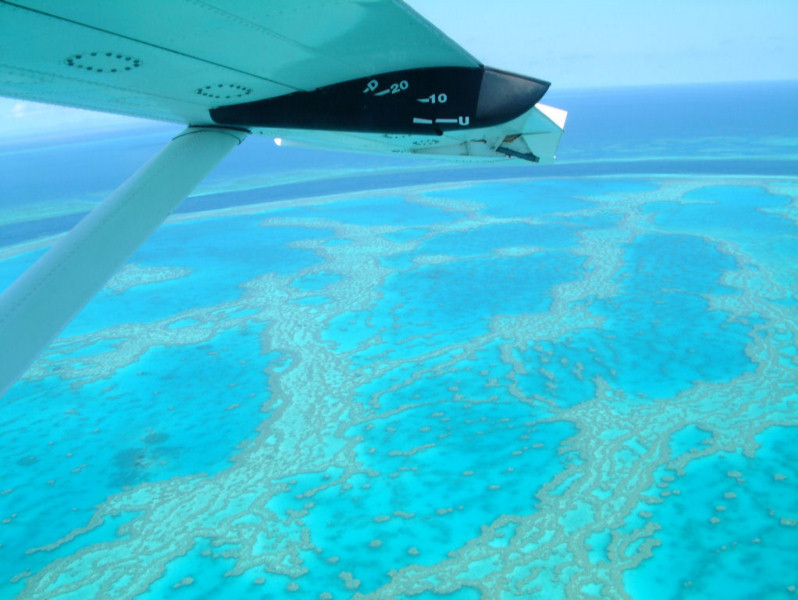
[0,126,249,397]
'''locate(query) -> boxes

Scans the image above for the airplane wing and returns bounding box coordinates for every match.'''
[0,0,480,124]
[0,0,567,396]
[0,0,566,161]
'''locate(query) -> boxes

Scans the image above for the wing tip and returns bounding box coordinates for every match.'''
[535,103,568,130]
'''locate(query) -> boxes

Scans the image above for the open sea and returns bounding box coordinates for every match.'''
[1,81,797,599]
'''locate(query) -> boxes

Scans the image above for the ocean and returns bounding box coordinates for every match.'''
[1,81,797,599]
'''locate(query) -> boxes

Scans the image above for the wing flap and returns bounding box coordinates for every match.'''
[265,101,568,163]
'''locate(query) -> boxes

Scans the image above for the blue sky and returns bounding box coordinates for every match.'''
[1,0,796,137]
[415,0,798,88]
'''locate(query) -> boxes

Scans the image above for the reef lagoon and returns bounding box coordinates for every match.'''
[1,81,797,599]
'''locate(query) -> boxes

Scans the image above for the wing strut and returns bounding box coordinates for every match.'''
[0,126,248,397]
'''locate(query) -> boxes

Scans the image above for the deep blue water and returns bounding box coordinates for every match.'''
[3,81,797,246]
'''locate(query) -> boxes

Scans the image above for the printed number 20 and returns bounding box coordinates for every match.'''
[391,81,409,94]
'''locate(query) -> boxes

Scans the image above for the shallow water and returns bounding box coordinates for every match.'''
[1,82,797,599]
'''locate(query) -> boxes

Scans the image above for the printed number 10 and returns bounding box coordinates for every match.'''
[425,93,448,104]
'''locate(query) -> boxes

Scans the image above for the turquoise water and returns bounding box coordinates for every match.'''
[625,426,798,599]
[1,82,797,599]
